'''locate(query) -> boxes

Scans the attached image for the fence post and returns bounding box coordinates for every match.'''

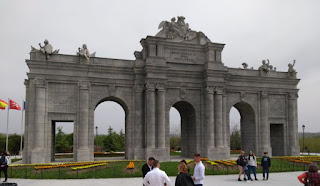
[95,166,97,178]
[77,169,79,179]
[212,165,214,175]
[59,168,61,179]
[24,168,27,179]
[10,166,12,177]
[227,165,229,174]
[113,167,116,177]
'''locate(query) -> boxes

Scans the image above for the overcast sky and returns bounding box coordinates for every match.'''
[0,0,319,135]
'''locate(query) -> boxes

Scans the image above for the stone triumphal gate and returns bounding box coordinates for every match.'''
[23,17,300,164]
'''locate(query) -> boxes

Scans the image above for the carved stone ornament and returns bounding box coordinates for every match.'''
[288,60,297,77]
[156,16,211,45]
[205,86,214,94]
[215,87,224,94]
[134,84,145,93]
[289,92,299,99]
[180,87,187,100]
[261,91,268,98]
[24,79,30,87]
[109,84,116,96]
[31,39,59,60]
[240,91,246,101]
[145,83,155,91]
[156,84,166,92]
[76,44,96,60]
[78,81,90,90]
[33,79,46,88]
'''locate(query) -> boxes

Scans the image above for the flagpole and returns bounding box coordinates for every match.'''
[20,99,24,154]
[6,98,10,153]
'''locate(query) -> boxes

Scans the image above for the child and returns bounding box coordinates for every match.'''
[261,152,271,180]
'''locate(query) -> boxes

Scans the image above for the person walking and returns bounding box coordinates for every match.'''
[142,157,155,178]
[175,162,194,186]
[191,154,205,186]
[236,151,248,181]
[261,152,271,180]
[143,160,171,186]
[247,151,258,181]
[180,159,190,173]
[0,152,8,182]
[297,163,320,185]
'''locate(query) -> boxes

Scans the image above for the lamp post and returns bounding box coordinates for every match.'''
[95,126,98,149]
[302,125,305,154]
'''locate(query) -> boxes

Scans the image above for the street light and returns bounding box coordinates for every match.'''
[302,125,305,154]
[95,126,98,149]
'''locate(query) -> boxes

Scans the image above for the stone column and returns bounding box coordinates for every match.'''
[133,85,144,159]
[205,86,215,150]
[222,94,228,147]
[31,79,46,163]
[145,83,156,149]
[77,81,90,161]
[215,87,224,148]
[288,93,299,155]
[156,84,166,148]
[260,91,271,155]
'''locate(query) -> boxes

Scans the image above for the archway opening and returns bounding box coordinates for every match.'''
[94,99,126,159]
[229,102,256,156]
[169,107,181,156]
[169,101,196,158]
[52,121,74,162]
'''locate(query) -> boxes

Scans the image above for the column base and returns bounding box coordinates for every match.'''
[31,148,46,164]
[208,146,230,160]
[259,146,272,157]
[288,146,300,156]
[145,147,169,162]
[76,148,90,162]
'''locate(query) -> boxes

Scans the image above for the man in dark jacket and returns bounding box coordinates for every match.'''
[142,157,155,178]
[261,152,271,180]
[0,152,8,182]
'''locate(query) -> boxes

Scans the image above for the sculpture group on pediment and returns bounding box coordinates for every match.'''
[258,59,276,73]
[31,39,59,60]
[156,16,211,44]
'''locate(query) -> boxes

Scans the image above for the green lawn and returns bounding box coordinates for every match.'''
[7,159,320,179]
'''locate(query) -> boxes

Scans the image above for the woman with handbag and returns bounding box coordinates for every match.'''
[297,163,320,185]
[0,152,8,182]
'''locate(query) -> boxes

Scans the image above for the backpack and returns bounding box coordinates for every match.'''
[236,157,241,165]
[305,172,320,186]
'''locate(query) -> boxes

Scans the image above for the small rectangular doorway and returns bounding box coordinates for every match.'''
[51,121,74,162]
[270,124,284,156]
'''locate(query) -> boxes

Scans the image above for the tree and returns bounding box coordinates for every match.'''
[230,124,241,150]
[8,134,21,155]
[55,126,72,153]
[103,126,125,152]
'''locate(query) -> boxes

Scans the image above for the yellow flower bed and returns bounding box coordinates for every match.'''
[126,162,135,169]
[207,161,218,166]
[71,163,107,170]
[215,160,234,166]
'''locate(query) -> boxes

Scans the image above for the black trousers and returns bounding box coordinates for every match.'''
[0,166,8,181]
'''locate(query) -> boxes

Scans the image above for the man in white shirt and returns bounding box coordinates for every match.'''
[143,160,171,186]
[192,153,205,186]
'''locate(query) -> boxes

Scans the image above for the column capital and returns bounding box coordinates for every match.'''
[261,91,268,98]
[215,87,225,95]
[288,92,299,99]
[33,79,46,88]
[145,83,155,92]
[78,81,90,90]
[205,86,214,94]
[134,84,145,93]
[155,83,167,92]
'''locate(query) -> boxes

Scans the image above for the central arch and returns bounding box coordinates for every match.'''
[170,101,196,158]
[94,96,129,159]
[230,101,257,154]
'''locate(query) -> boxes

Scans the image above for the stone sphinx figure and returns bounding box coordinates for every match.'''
[31,39,59,60]
[156,16,211,44]
[288,60,297,77]
[77,44,96,61]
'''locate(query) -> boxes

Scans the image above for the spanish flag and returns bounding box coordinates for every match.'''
[0,99,8,110]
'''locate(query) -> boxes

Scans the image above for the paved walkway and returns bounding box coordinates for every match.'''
[4,171,304,186]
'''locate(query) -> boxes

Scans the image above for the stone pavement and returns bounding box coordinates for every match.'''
[4,171,304,186]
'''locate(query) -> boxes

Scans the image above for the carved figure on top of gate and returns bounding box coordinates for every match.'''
[77,44,96,61]
[259,59,272,73]
[156,16,211,45]
[288,60,297,77]
[31,39,60,60]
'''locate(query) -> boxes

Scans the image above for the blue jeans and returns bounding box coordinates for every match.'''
[263,166,269,179]
[247,166,257,180]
